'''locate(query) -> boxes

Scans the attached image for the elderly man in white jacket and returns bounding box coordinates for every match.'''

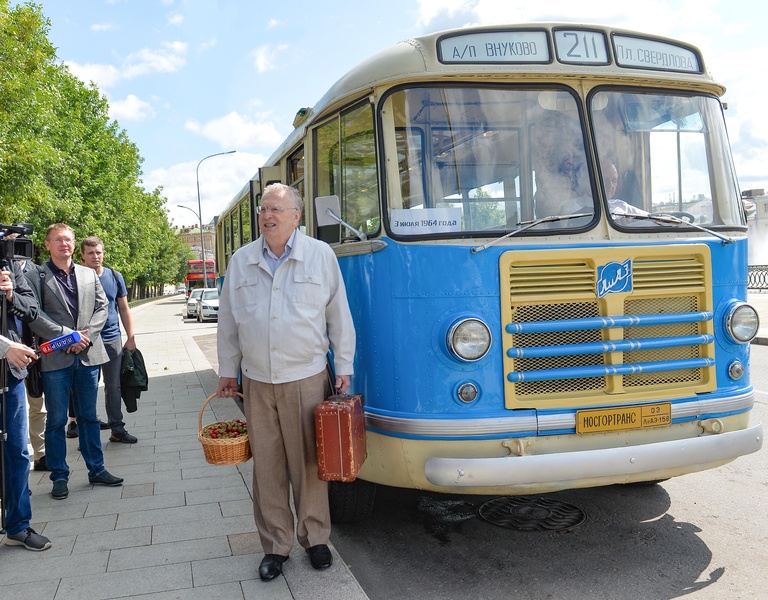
[216,183,356,582]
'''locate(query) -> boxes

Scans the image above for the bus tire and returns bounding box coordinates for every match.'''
[328,479,377,524]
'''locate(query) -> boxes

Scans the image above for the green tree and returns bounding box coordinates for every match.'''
[0,1,186,294]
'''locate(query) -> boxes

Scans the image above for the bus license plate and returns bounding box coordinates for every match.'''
[576,403,671,434]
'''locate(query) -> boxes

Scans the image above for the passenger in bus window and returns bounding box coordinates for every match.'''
[216,183,356,582]
[602,161,648,223]
[554,153,593,216]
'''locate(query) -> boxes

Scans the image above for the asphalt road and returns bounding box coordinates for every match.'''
[330,345,768,600]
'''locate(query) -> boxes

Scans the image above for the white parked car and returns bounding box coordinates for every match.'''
[197,288,220,322]
[184,288,204,319]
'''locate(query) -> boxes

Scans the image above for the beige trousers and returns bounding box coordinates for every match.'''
[243,370,330,555]
[27,394,46,461]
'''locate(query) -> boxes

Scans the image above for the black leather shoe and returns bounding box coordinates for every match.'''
[259,554,289,581]
[51,479,68,499]
[89,470,124,486]
[306,544,333,569]
[34,455,50,471]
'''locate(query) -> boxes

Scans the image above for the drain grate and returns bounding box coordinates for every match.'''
[477,496,586,532]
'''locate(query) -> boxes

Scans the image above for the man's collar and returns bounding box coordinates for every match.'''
[255,228,301,263]
[48,258,73,274]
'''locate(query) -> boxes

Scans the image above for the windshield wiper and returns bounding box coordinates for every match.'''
[471,213,593,253]
[616,212,734,245]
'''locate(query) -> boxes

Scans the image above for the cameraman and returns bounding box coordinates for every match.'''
[0,262,52,551]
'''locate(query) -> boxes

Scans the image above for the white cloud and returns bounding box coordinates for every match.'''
[65,61,122,88]
[251,44,287,73]
[90,23,114,32]
[197,37,217,53]
[416,0,471,26]
[185,111,285,150]
[109,94,156,122]
[167,12,184,27]
[144,152,266,226]
[122,42,188,79]
[65,42,187,89]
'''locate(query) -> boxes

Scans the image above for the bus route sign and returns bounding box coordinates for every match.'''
[438,30,550,64]
[613,34,701,73]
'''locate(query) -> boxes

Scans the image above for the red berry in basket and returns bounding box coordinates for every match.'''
[202,418,249,439]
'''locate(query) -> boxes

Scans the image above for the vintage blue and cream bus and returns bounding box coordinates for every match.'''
[215,23,763,521]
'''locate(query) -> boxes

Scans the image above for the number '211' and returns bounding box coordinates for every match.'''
[563,32,599,58]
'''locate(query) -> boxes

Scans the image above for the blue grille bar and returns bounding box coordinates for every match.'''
[505,311,713,334]
[507,334,715,359]
[507,358,716,383]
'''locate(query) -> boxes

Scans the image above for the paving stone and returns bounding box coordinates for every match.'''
[20,297,368,600]
[108,536,233,571]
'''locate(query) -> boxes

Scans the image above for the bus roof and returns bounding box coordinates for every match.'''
[263,23,722,169]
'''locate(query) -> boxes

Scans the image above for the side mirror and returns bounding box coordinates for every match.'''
[742,198,756,222]
[315,195,367,241]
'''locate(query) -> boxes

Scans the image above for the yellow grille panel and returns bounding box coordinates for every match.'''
[623,296,702,387]
[508,262,595,297]
[500,245,715,409]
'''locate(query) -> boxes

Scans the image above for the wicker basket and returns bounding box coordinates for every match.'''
[198,393,252,465]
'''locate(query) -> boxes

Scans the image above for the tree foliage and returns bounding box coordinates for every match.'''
[0,2,187,291]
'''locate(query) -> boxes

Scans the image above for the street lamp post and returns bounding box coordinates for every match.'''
[195,150,236,287]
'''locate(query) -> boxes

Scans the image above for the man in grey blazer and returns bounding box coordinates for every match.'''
[27,223,123,500]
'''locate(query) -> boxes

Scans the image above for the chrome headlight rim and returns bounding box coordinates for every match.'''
[725,302,759,344]
[447,318,492,362]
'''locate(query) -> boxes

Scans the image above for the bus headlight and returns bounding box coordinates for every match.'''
[447,318,492,361]
[725,303,759,343]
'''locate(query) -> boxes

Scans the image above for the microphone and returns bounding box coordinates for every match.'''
[40,332,82,355]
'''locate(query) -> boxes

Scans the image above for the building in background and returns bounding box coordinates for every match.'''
[743,189,768,265]
[175,223,215,261]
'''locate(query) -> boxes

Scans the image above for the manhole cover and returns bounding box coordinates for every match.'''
[477,496,586,531]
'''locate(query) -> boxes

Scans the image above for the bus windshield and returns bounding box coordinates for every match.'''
[383,86,743,237]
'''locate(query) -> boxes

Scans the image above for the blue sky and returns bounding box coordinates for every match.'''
[32,0,768,229]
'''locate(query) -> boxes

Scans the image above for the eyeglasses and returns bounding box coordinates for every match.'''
[255,205,299,215]
[51,238,75,245]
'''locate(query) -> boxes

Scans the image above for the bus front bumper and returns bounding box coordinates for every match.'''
[424,424,763,488]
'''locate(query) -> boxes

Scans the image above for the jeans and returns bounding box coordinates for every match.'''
[1,375,33,536]
[42,356,106,481]
[102,337,125,433]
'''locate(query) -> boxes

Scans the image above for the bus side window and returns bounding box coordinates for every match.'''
[313,102,379,243]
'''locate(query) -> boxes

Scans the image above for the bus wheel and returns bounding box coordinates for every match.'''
[328,479,377,524]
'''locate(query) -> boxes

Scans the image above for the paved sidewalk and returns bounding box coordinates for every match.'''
[1,295,368,600]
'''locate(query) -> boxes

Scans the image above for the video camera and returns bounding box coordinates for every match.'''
[0,223,34,262]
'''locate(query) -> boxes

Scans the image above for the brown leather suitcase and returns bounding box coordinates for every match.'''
[314,393,367,482]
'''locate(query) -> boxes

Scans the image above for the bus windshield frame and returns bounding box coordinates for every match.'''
[380,84,744,240]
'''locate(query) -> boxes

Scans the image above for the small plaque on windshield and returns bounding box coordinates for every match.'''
[390,208,462,235]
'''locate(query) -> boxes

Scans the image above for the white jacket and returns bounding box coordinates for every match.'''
[217,229,355,384]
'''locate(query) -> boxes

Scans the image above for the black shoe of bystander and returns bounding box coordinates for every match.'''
[33,455,50,471]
